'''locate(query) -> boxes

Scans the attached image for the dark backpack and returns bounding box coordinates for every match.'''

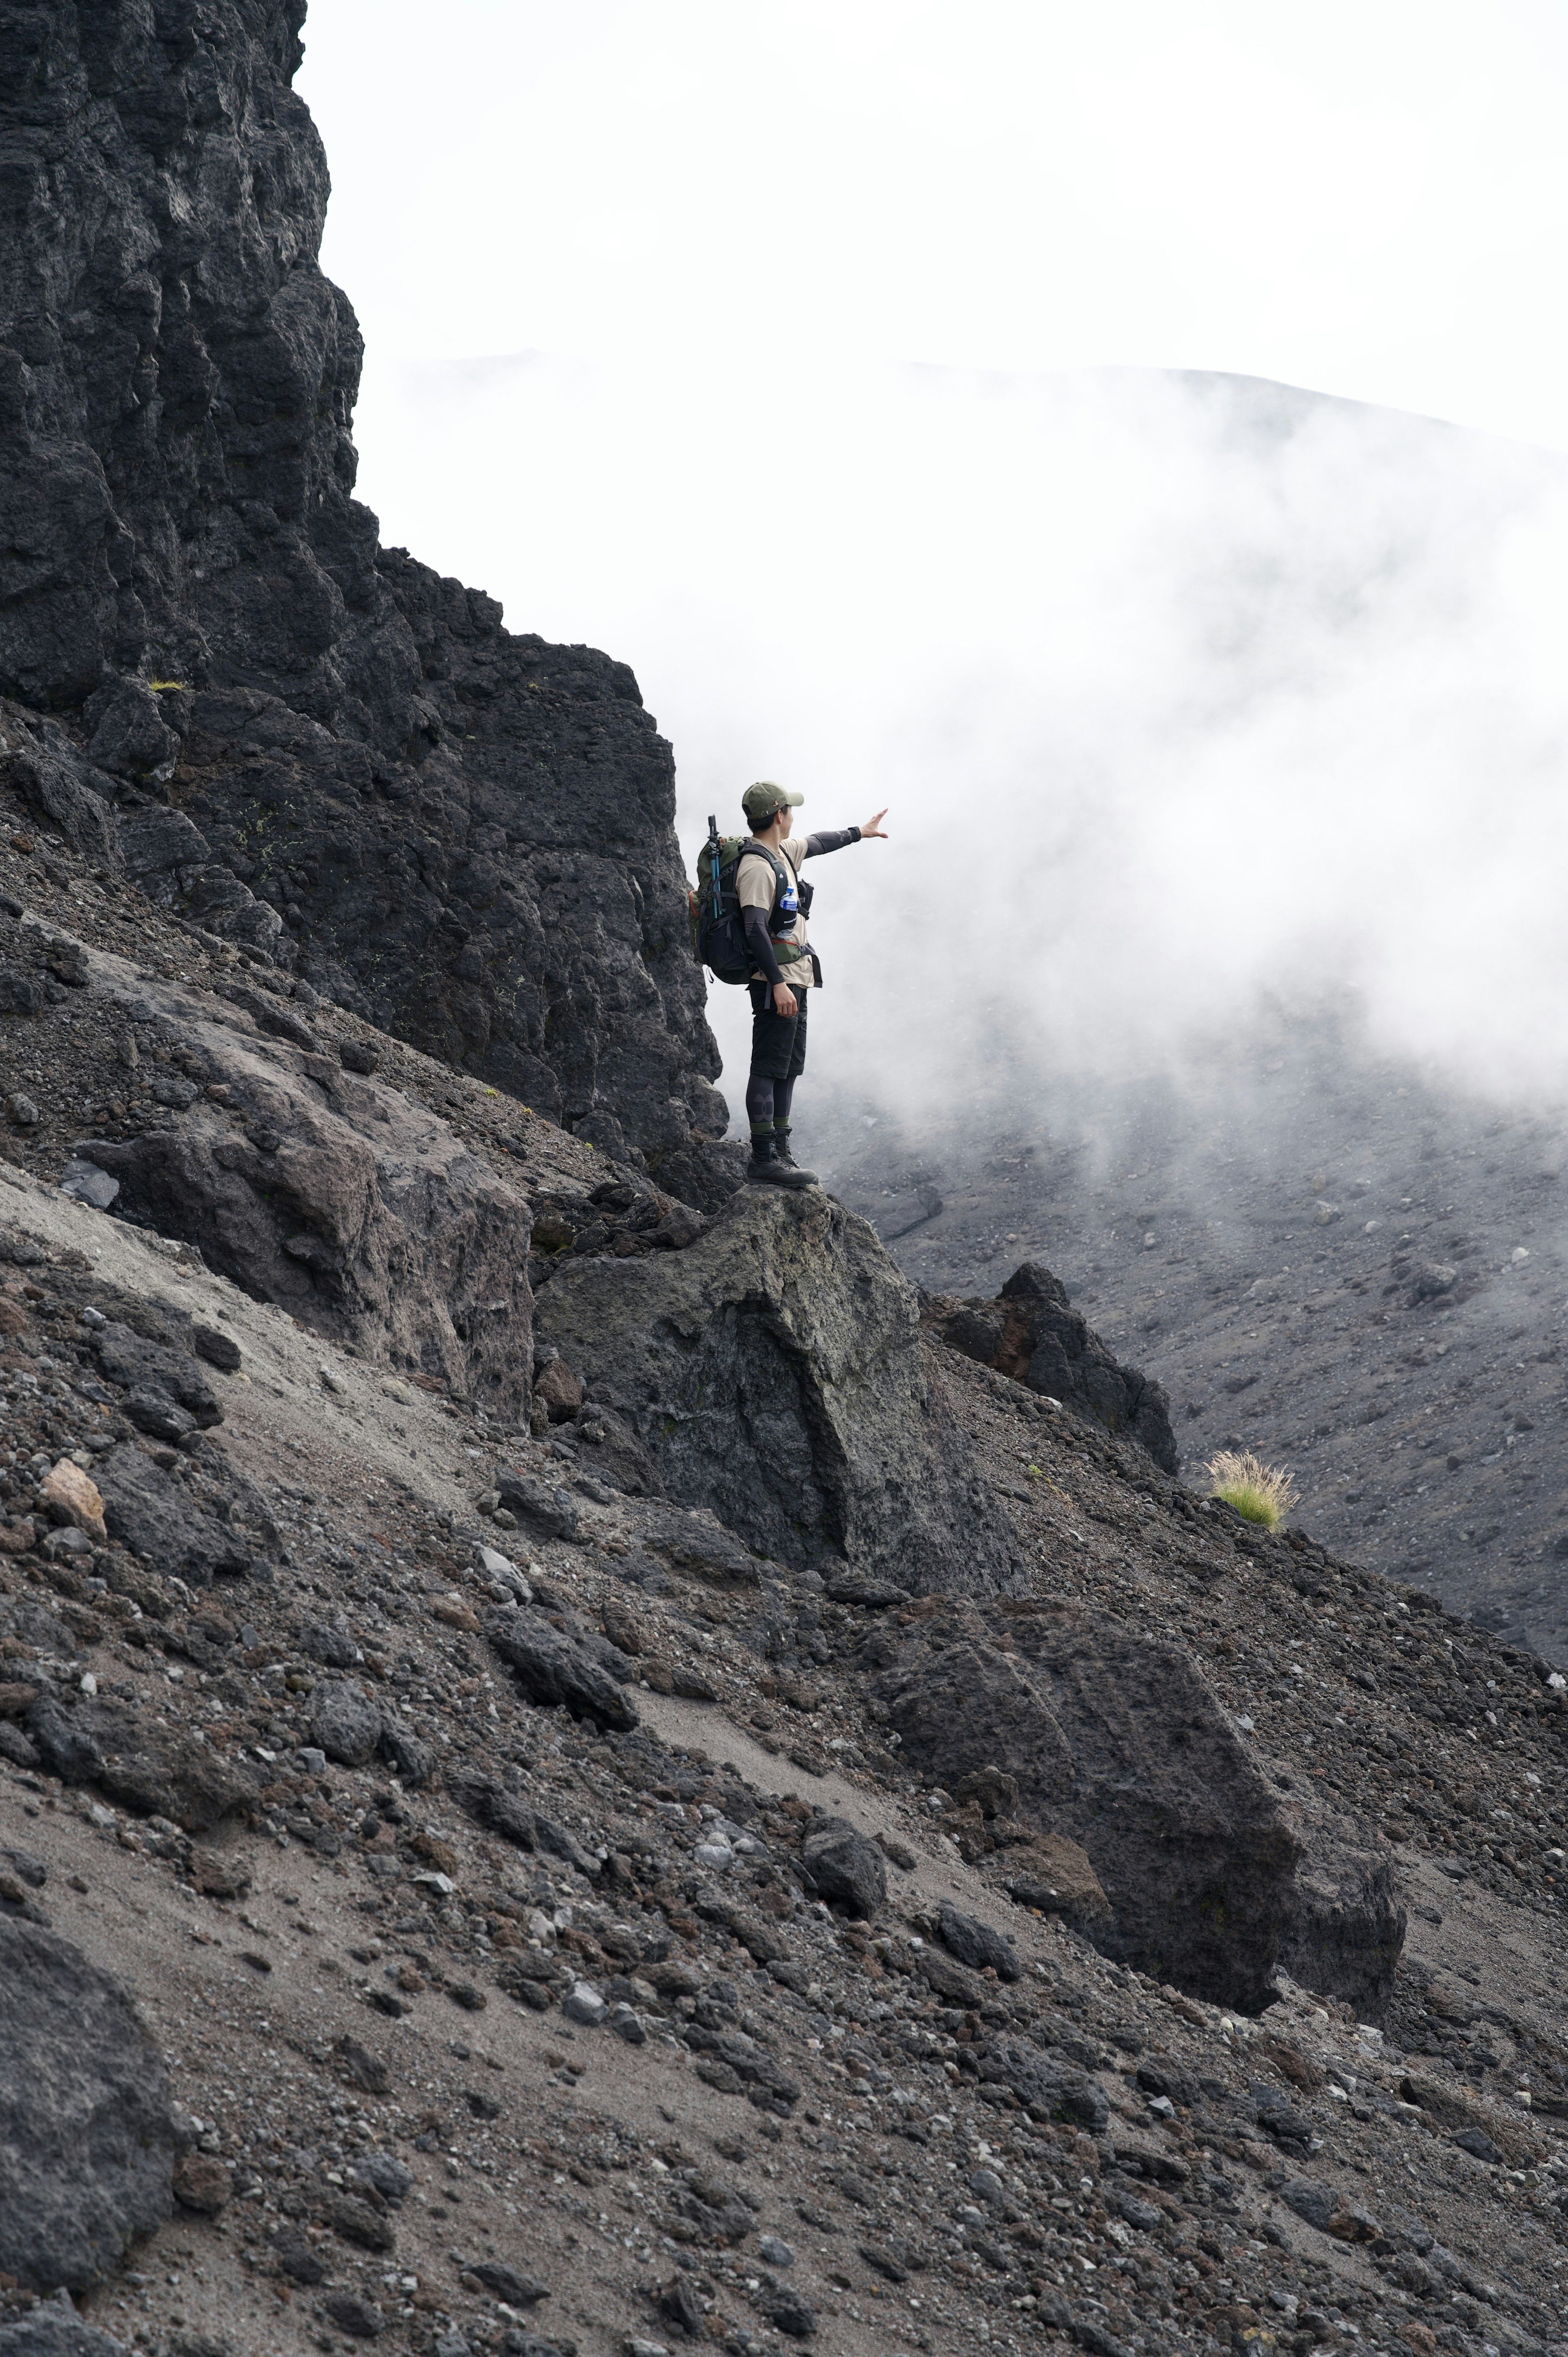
[688,821,809,985]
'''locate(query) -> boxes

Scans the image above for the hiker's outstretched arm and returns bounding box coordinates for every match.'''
[805,808,888,854]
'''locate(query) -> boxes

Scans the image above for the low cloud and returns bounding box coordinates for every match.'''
[352,355,1568,1123]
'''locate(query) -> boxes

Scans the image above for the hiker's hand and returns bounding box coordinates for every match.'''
[860,808,889,838]
[773,982,798,1017]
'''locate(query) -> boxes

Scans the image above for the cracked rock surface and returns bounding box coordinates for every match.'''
[0,7,732,1196]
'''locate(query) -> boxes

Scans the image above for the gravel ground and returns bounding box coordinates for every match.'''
[0,1171,1566,2357]
[0,831,1563,2357]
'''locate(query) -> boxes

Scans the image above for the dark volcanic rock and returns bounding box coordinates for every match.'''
[485,1606,640,1732]
[92,1322,220,1428]
[757,2282,816,2339]
[72,954,536,1413]
[534,1186,1023,1588]
[272,2227,328,2286]
[300,1621,361,1670]
[800,1817,886,1920]
[0,4,729,1197]
[0,1721,42,1770]
[376,1719,438,1789]
[923,1262,1178,1472]
[308,1680,383,1768]
[938,1900,1021,1981]
[0,2314,134,2357]
[882,1604,1309,2010]
[95,1442,261,1587]
[0,1918,175,2292]
[468,2263,548,2307]
[494,1473,581,1545]
[634,1501,761,1588]
[27,1694,254,1833]
[321,2294,385,2340]
[448,1768,599,1877]
[23,1695,105,1786]
[981,2040,1110,2131]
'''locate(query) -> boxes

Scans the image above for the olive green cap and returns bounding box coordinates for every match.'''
[742,780,804,827]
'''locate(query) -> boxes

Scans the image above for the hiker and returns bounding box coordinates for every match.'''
[733,780,889,1187]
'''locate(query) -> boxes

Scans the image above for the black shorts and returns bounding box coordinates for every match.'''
[748,978,809,1081]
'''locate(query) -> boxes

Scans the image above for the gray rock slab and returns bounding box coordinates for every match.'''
[484,1606,639,1733]
[0,2307,133,2357]
[924,1260,1178,1473]
[93,1322,220,1427]
[94,1444,260,1587]
[882,1604,1307,2011]
[25,1694,254,1834]
[534,1186,1022,1589]
[0,1920,175,2292]
[938,1899,1021,1981]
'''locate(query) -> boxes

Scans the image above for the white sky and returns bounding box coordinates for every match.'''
[300,0,1568,442]
[296,3,1568,1119]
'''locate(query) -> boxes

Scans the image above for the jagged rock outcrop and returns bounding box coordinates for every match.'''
[922,1260,1178,1471]
[51,934,535,1409]
[0,1918,175,2292]
[532,1186,1025,1590]
[0,7,728,1197]
[873,1596,1403,2013]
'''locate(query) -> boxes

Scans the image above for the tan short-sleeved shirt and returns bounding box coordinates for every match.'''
[737,834,815,986]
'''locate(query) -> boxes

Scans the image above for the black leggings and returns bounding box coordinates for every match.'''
[746,979,808,1128]
[746,1071,797,1128]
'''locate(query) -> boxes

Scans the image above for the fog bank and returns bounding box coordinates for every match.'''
[349,357,1568,1126]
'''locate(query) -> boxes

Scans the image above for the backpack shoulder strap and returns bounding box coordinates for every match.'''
[735,841,790,894]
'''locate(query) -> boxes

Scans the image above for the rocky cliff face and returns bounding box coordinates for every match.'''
[0,1,729,1200]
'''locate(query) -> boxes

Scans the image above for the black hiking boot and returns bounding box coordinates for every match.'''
[747,1133,815,1188]
[772,1126,817,1181]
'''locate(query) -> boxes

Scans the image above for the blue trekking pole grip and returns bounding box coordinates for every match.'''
[707,814,722,922]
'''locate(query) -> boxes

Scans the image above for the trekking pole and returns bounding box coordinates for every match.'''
[707,814,722,923]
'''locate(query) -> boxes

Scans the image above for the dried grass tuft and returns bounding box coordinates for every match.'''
[1205,1449,1298,1531]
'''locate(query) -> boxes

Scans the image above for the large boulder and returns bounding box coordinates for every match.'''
[67,948,536,1418]
[308,1681,384,1768]
[801,1817,887,1920]
[90,1325,221,1430]
[0,0,731,1187]
[95,1445,264,1587]
[24,1694,254,1833]
[922,1261,1178,1472]
[939,1901,1021,1981]
[880,1599,1321,2012]
[0,1920,175,2292]
[533,1187,1023,1588]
